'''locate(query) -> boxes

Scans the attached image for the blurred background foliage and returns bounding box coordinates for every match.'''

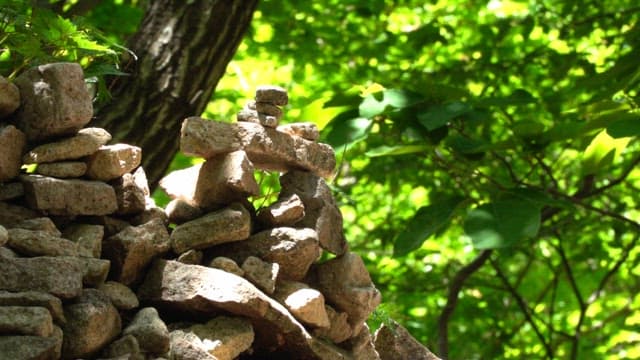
[2,0,640,358]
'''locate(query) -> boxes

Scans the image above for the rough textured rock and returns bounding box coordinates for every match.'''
[257,193,305,227]
[85,144,142,181]
[0,125,26,182]
[211,227,320,281]
[280,170,348,255]
[177,249,203,264]
[170,203,251,254]
[7,228,80,257]
[347,324,380,360]
[0,181,24,200]
[168,329,218,360]
[22,127,111,164]
[0,75,20,118]
[97,281,139,311]
[122,307,170,355]
[255,85,288,106]
[101,334,144,360]
[0,291,65,325]
[279,122,320,141]
[242,256,279,295]
[274,280,330,329]
[0,201,39,227]
[165,198,203,224]
[180,118,336,178]
[0,335,60,360]
[208,256,244,277]
[312,305,353,344]
[13,217,61,237]
[13,62,93,142]
[187,316,254,360]
[62,289,121,360]
[0,256,84,299]
[77,257,111,287]
[35,161,87,178]
[0,225,7,247]
[20,175,118,216]
[61,224,103,258]
[310,252,381,333]
[102,218,170,286]
[0,306,53,337]
[374,320,441,360]
[112,171,147,215]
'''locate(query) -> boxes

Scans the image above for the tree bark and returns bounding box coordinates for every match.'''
[91,0,259,190]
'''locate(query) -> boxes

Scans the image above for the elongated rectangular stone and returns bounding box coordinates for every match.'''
[0,256,84,299]
[180,117,335,178]
[20,174,117,216]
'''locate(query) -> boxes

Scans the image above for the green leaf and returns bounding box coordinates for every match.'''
[581,130,630,175]
[393,196,465,256]
[606,113,640,138]
[464,197,541,249]
[358,89,421,118]
[417,101,472,130]
[366,144,429,157]
[323,109,372,148]
[475,89,536,107]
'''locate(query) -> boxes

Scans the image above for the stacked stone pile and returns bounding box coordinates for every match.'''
[0,64,439,359]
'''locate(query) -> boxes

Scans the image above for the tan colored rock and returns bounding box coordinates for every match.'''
[0,125,26,182]
[211,227,320,281]
[188,316,254,360]
[85,144,142,181]
[97,281,139,311]
[165,198,203,224]
[310,252,381,333]
[168,330,218,360]
[255,85,288,106]
[312,305,353,343]
[102,218,170,286]
[0,256,83,299]
[23,127,111,164]
[20,174,118,216]
[0,246,18,258]
[274,280,330,328]
[51,324,63,360]
[180,117,336,178]
[280,170,348,255]
[279,122,320,141]
[13,217,61,237]
[158,163,201,203]
[0,181,24,200]
[13,62,93,142]
[242,256,279,295]
[0,306,53,337]
[77,257,110,287]
[62,224,103,258]
[374,320,441,360]
[130,204,168,227]
[208,256,244,276]
[0,75,20,118]
[0,225,7,247]
[257,193,305,227]
[35,161,87,178]
[62,289,122,360]
[7,228,79,257]
[0,291,65,325]
[0,201,38,227]
[123,307,170,355]
[255,101,283,118]
[86,215,130,237]
[170,203,251,254]
[347,324,380,360]
[0,336,60,360]
[101,334,144,360]
[177,249,203,264]
[112,172,147,215]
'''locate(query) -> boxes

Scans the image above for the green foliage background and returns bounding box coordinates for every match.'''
[3,1,640,359]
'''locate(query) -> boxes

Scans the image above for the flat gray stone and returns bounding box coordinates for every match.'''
[0,306,53,337]
[0,225,7,247]
[7,228,79,257]
[0,335,59,360]
[23,127,111,164]
[20,175,118,216]
[180,118,336,178]
[85,144,142,181]
[257,193,305,227]
[12,217,61,237]
[35,161,87,178]
[97,281,139,310]
[122,307,170,355]
[170,203,251,254]
[0,256,84,299]
[0,290,65,325]
[61,223,103,258]
[255,85,288,106]
[0,201,38,227]
[0,125,26,182]
[13,62,93,142]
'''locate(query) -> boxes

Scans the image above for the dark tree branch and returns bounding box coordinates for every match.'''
[437,249,492,359]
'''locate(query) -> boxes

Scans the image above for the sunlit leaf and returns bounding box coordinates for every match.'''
[323,109,372,148]
[366,144,429,157]
[582,130,630,175]
[417,101,472,130]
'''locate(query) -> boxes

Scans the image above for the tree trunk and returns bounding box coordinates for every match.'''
[91,0,258,190]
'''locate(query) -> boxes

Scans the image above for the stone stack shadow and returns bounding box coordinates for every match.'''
[0,63,438,360]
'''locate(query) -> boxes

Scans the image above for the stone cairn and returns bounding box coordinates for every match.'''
[0,63,439,360]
